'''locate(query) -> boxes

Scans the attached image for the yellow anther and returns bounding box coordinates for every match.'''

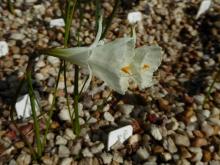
[143,64,150,70]
[121,65,131,75]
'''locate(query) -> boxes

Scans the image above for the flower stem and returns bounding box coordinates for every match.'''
[27,65,42,158]
[10,75,37,160]
[42,61,63,149]
[73,65,80,135]
[63,0,78,134]
[203,69,220,108]
[101,0,120,39]
[7,0,14,14]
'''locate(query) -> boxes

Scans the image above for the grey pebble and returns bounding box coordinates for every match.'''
[58,145,70,158]
[100,152,113,164]
[174,133,190,147]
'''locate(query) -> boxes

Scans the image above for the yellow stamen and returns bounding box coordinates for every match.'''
[121,65,131,74]
[143,64,150,70]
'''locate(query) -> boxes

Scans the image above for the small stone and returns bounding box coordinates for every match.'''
[103,112,114,122]
[162,152,172,161]
[180,147,192,159]
[16,153,31,165]
[47,132,55,141]
[177,159,190,165]
[41,155,53,165]
[110,140,124,150]
[58,145,70,158]
[100,152,113,164]
[128,134,141,145]
[35,73,47,81]
[152,145,164,154]
[47,56,60,66]
[158,98,171,111]
[189,147,203,162]
[203,150,212,162]
[174,133,190,147]
[163,137,177,153]
[64,128,76,140]
[194,94,205,105]
[91,143,104,154]
[9,159,17,165]
[15,141,24,149]
[201,110,211,118]
[118,104,134,116]
[10,33,25,40]
[56,135,67,145]
[71,141,82,155]
[26,0,37,3]
[192,138,208,147]
[36,60,46,68]
[58,81,65,89]
[0,41,9,57]
[88,117,97,124]
[113,152,123,163]
[136,147,149,160]
[78,158,93,165]
[60,158,73,165]
[166,118,179,131]
[50,18,65,28]
[201,121,214,137]
[209,118,220,127]
[209,160,220,165]
[59,109,72,121]
[82,148,93,157]
[150,125,162,141]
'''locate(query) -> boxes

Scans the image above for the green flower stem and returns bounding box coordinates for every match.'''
[95,0,101,32]
[63,0,79,135]
[42,61,63,149]
[203,69,220,108]
[73,65,80,135]
[10,75,37,160]
[27,67,42,158]
[7,0,14,14]
[101,0,120,39]
[64,0,77,47]
[63,61,76,130]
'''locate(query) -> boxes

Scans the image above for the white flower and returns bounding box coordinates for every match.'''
[127,11,142,24]
[196,0,212,19]
[44,16,162,94]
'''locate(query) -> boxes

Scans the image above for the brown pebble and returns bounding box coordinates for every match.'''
[152,145,164,154]
[158,99,171,111]
[213,125,220,135]
[180,147,192,159]
[203,150,212,162]
[192,138,208,147]
[183,107,195,123]
[15,141,24,149]
[51,121,60,129]
[193,130,204,138]
[131,119,142,133]
[184,94,194,104]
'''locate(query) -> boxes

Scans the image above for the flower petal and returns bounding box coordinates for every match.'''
[88,37,135,94]
[131,45,162,89]
[44,47,90,67]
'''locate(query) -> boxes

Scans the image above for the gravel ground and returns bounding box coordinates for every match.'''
[0,0,220,164]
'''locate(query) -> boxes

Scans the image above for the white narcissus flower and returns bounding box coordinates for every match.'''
[88,37,135,94]
[44,16,162,94]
